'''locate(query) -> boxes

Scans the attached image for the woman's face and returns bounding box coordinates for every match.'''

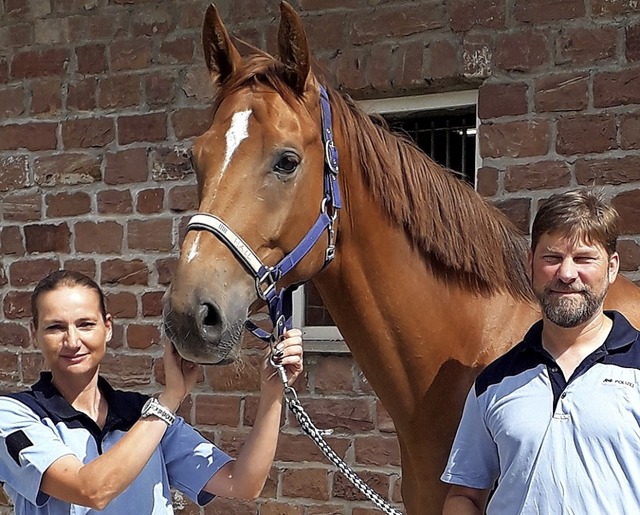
[32,285,112,380]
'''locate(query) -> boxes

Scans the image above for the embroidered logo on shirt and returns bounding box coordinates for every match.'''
[6,430,33,466]
[602,378,635,388]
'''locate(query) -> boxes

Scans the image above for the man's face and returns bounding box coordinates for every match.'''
[529,232,619,328]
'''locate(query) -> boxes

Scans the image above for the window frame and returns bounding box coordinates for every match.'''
[294,90,480,353]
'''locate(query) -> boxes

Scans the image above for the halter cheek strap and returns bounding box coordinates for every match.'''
[186,85,341,344]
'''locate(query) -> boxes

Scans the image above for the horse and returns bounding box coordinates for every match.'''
[164,3,640,513]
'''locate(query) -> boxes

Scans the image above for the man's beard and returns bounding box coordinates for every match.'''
[536,282,607,328]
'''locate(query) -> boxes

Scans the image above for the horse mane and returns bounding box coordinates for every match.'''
[216,54,534,301]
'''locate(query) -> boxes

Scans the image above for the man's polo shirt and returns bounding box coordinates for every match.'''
[0,373,232,515]
[441,311,640,514]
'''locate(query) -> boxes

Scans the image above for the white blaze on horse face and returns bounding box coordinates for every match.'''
[221,109,251,176]
[186,233,202,263]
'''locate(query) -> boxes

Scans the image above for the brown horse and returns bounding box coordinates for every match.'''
[164,3,640,513]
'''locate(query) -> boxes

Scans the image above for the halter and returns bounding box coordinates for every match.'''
[186,85,341,347]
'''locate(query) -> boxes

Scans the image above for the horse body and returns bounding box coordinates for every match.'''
[165,3,640,513]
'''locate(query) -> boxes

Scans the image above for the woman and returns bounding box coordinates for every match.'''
[0,270,303,514]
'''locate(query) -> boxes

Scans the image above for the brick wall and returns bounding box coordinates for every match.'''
[1,0,639,514]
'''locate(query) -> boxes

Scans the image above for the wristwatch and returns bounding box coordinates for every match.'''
[141,397,176,426]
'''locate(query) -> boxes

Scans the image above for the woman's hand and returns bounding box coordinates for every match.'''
[159,338,200,411]
[263,328,304,389]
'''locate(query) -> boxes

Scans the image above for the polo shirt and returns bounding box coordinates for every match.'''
[0,373,232,515]
[441,311,640,514]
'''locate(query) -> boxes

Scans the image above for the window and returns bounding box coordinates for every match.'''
[294,90,479,352]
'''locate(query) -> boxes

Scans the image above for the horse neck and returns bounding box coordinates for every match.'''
[312,150,539,423]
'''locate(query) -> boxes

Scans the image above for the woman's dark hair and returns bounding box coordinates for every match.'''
[31,270,108,329]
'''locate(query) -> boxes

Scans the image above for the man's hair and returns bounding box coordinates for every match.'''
[531,188,620,256]
[31,270,108,329]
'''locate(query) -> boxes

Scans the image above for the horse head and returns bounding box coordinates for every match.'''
[165,2,336,364]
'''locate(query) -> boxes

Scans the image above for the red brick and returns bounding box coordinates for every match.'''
[137,188,164,214]
[478,82,528,119]
[168,185,198,212]
[159,36,195,64]
[260,502,303,515]
[127,219,174,251]
[1,226,25,256]
[67,77,97,112]
[593,0,639,16]
[556,114,616,155]
[535,73,588,112]
[314,355,356,394]
[74,221,124,254]
[449,0,506,31]
[97,189,133,215]
[351,4,446,45]
[0,122,57,151]
[333,471,390,501]
[195,394,242,426]
[156,257,178,285]
[0,267,7,289]
[495,31,549,72]
[34,153,101,187]
[117,112,167,144]
[0,352,20,383]
[68,12,129,41]
[354,435,401,467]
[105,148,148,185]
[477,166,499,197]
[395,40,426,88]
[31,78,63,115]
[141,291,164,316]
[98,74,141,109]
[9,258,59,287]
[594,68,640,108]
[505,161,571,192]
[514,0,585,23]
[131,6,173,37]
[11,48,70,79]
[76,43,107,74]
[46,192,91,217]
[493,197,531,234]
[0,85,25,117]
[1,193,41,222]
[0,322,30,348]
[0,23,32,48]
[463,35,493,78]
[109,39,151,72]
[63,259,96,279]
[0,57,8,83]
[145,72,177,107]
[612,190,640,234]
[24,223,71,253]
[479,120,550,158]
[3,290,32,320]
[0,155,29,192]
[557,26,617,65]
[105,292,137,319]
[376,400,396,433]
[627,22,640,62]
[618,239,640,272]
[171,107,214,139]
[576,156,640,186]
[621,112,640,150]
[101,259,149,286]
[150,147,194,181]
[62,117,114,148]
[428,39,459,80]
[22,352,46,385]
[182,66,215,102]
[127,324,161,349]
[100,354,153,388]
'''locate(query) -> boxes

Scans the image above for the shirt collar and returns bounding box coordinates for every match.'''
[521,310,638,356]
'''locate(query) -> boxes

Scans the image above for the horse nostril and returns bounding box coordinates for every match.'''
[202,302,222,327]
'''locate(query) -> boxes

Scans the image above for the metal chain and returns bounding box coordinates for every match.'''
[282,386,404,515]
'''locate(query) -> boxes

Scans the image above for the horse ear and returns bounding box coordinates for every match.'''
[278,1,311,94]
[202,3,242,85]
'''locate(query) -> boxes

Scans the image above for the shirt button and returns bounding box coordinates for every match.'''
[561,392,567,398]
[550,367,558,373]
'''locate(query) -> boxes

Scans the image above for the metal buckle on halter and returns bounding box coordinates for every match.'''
[256,268,277,300]
[324,139,339,174]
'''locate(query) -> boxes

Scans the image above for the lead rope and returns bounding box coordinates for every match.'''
[267,327,403,515]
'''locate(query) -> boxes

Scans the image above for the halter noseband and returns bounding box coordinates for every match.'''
[186,85,341,343]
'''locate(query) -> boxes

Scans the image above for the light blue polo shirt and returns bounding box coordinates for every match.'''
[442,311,640,514]
[0,373,233,514]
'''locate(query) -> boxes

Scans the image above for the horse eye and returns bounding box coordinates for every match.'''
[273,152,300,175]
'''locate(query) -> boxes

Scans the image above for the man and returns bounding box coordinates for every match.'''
[441,188,640,514]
